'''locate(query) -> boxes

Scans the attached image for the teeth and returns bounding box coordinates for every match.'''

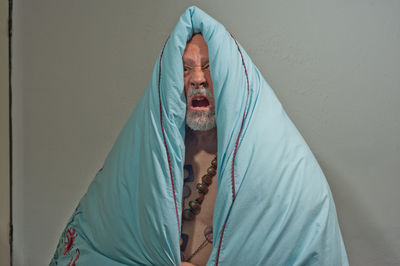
[191,95,210,108]
[194,96,206,101]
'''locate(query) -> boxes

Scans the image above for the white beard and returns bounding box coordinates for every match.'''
[186,87,216,131]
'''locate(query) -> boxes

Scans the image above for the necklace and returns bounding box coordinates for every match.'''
[180,155,217,262]
[182,155,217,221]
[183,225,213,262]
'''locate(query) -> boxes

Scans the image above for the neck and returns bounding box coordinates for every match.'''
[185,126,217,155]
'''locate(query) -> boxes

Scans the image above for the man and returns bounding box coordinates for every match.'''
[51,6,348,266]
[181,34,218,265]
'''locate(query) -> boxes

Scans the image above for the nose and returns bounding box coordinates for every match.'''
[190,67,207,88]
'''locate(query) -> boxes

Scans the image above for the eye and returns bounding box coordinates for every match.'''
[202,63,210,70]
[183,65,191,72]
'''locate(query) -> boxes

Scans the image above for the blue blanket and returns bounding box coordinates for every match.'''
[51,6,348,266]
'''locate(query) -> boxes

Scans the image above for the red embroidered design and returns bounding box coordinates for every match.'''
[216,32,250,266]
[67,248,80,266]
[63,227,77,255]
[157,36,181,236]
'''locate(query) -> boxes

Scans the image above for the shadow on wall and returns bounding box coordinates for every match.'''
[320,160,399,266]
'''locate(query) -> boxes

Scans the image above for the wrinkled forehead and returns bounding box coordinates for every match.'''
[183,34,209,65]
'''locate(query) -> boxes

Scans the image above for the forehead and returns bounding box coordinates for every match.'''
[182,34,209,64]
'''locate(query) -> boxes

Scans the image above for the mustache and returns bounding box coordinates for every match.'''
[186,87,214,100]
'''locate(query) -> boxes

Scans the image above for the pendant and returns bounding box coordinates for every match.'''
[183,184,191,199]
[180,233,189,251]
[184,165,194,182]
[204,226,213,243]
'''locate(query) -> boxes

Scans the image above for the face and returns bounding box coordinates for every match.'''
[183,34,216,131]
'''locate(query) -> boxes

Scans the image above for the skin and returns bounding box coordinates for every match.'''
[181,34,218,266]
[182,263,197,266]
[183,34,214,98]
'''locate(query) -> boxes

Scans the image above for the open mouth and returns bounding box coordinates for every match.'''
[189,95,213,111]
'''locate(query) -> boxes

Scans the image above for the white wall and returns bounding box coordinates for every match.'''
[13,0,400,265]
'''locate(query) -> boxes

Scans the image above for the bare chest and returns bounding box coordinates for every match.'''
[181,152,217,265]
